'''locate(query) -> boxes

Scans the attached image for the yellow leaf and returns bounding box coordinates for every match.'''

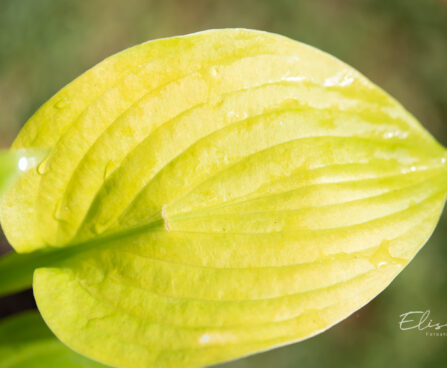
[1,29,446,368]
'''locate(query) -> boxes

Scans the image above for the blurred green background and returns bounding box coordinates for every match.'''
[0,0,446,367]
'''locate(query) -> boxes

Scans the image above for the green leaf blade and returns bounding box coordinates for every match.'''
[0,312,107,368]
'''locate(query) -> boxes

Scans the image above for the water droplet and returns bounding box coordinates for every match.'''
[92,222,108,235]
[52,199,68,222]
[92,217,116,235]
[199,333,211,344]
[37,157,50,175]
[209,66,219,77]
[226,110,237,119]
[103,160,115,180]
[369,241,391,269]
[369,240,406,269]
[15,148,49,174]
[18,157,29,171]
[55,98,70,109]
[340,75,354,86]
[324,72,354,87]
[383,130,409,140]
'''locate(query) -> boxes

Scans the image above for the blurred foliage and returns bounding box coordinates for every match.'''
[0,0,446,367]
[0,312,107,367]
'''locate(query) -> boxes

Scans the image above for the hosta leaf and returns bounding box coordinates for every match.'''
[1,29,447,368]
[0,312,107,368]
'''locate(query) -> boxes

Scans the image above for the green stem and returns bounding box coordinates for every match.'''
[0,218,164,298]
[0,250,60,297]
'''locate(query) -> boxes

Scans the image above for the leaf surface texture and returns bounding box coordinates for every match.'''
[1,29,446,368]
